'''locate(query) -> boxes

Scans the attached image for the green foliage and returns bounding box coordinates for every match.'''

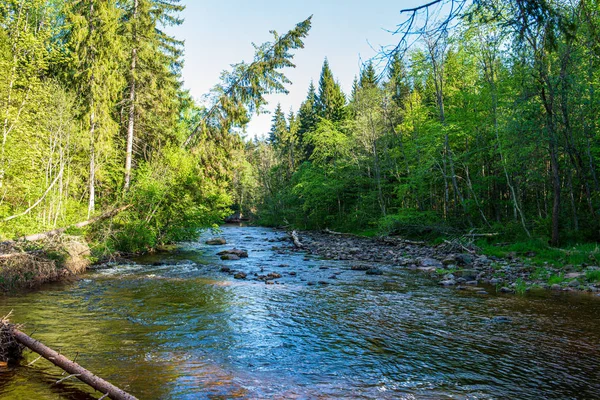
[377,210,450,239]
[585,269,600,283]
[548,273,566,286]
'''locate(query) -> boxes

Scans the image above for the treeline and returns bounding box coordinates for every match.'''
[248,0,600,245]
[0,0,311,253]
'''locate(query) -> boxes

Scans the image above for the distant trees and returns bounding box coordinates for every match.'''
[249,0,600,245]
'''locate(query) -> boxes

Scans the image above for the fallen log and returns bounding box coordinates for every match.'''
[8,324,137,400]
[12,205,132,243]
[290,230,304,249]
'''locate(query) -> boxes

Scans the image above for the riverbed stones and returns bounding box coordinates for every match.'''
[439,279,456,286]
[206,238,227,245]
[366,268,383,275]
[351,265,371,271]
[420,258,443,269]
[234,272,247,279]
[220,266,231,272]
[220,254,240,261]
[217,249,248,258]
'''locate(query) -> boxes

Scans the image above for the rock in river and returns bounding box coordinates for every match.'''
[206,238,227,245]
[221,254,241,261]
[234,272,247,279]
[217,248,248,258]
[366,268,383,275]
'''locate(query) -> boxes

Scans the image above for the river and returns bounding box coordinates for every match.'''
[0,225,599,399]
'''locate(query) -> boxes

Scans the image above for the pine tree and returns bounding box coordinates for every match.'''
[268,103,287,147]
[387,52,409,106]
[297,81,319,156]
[359,61,378,89]
[316,58,346,122]
[122,0,185,190]
[68,0,125,217]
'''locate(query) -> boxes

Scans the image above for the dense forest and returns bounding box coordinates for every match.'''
[1,0,600,261]
[0,0,310,255]
[244,0,600,249]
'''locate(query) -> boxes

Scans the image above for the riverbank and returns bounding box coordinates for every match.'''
[292,230,600,296]
[0,236,90,292]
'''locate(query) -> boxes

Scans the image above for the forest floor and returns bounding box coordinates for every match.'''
[293,230,600,296]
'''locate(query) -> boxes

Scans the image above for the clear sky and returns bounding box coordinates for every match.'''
[168,0,421,139]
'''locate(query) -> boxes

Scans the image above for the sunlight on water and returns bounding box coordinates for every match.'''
[0,225,599,399]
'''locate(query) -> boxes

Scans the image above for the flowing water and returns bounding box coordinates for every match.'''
[0,225,599,399]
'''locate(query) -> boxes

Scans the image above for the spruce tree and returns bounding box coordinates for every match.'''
[268,103,287,147]
[316,58,346,122]
[122,0,185,190]
[68,0,125,217]
[359,61,378,89]
[297,81,319,158]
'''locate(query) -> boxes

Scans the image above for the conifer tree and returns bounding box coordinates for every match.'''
[269,103,287,147]
[297,81,318,150]
[316,58,346,122]
[68,0,125,217]
[359,61,378,89]
[122,0,185,190]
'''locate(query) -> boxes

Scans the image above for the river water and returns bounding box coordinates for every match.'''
[0,225,599,399]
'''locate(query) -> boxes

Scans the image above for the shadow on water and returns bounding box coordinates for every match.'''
[0,225,599,399]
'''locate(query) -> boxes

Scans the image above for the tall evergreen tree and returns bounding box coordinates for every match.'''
[68,0,125,217]
[122,0,185,190]
[269,103,287,146]
[297,81,319,156]
[316,58,346,122]
[359,61,378,89]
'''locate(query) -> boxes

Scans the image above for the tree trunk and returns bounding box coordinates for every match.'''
[124,0,138,191]
[11,326,137,400]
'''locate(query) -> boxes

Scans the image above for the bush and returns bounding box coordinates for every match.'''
[377,210,455,240]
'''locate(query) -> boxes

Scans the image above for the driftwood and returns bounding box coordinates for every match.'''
[9,325,137,400]
[290,230,304,249]
[12,205,132,243]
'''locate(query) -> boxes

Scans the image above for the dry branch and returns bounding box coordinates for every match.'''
[290,230,304,249]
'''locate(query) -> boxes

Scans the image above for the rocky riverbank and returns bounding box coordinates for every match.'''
[291,231,600,296]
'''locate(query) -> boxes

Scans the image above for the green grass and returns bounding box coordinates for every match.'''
[514,277,528,294]
[548,273,565,285]
[585,269,600,283]
[476,238,600,267]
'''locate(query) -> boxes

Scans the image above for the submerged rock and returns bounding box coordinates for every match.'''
[206,238,226,245]
[217,249,248,258]
[366,268,383,275]
[220,254,240,261]
[234,272,247,279]
[351,265,371,271]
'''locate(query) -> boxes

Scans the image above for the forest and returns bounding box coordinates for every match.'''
[1,0,599,262]
[243,0,600,255]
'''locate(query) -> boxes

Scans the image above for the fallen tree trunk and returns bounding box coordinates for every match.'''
[11,326,137,400]
[290,230,304,249]
[14,205,131,242]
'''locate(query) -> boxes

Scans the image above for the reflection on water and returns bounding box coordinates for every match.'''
[1,225,599,399]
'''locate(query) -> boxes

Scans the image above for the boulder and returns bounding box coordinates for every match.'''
[220,254,240,261]
[206,238,226,245]
[234,272,247,279]
[217,248,248,258]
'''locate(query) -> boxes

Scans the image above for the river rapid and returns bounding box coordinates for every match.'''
[0,225,599,399]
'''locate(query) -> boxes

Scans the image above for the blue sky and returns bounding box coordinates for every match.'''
[169,0,421,138]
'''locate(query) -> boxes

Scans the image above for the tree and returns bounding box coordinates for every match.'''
[68,0,125,217]
[316,58,346,122]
